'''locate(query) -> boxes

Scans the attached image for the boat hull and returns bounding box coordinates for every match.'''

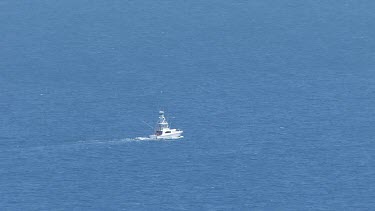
[149,131,183,139]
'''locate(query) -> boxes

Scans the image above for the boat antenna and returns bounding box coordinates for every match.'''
[139,119,154,129]
[159,90,165,112]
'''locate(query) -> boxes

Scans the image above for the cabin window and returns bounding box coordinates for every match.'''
[165,131,171,133]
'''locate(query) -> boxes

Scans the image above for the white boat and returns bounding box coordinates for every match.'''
[149,111,183,139]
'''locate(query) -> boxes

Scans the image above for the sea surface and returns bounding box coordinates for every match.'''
[1,0,375,210]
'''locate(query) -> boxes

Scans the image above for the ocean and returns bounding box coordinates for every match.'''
[1,0,375,210]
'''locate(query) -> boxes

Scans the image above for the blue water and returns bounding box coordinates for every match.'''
[1,0,375,210]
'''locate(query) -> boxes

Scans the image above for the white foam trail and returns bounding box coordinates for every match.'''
[12,136,184,152]
[1,136,185,154]
[134,136,184,141]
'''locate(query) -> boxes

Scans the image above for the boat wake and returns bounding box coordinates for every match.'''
[64,136,181,148]
[2,136,183,154]
[75,136,182,145]
[134,136,184,141]
[80,136,184,144]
